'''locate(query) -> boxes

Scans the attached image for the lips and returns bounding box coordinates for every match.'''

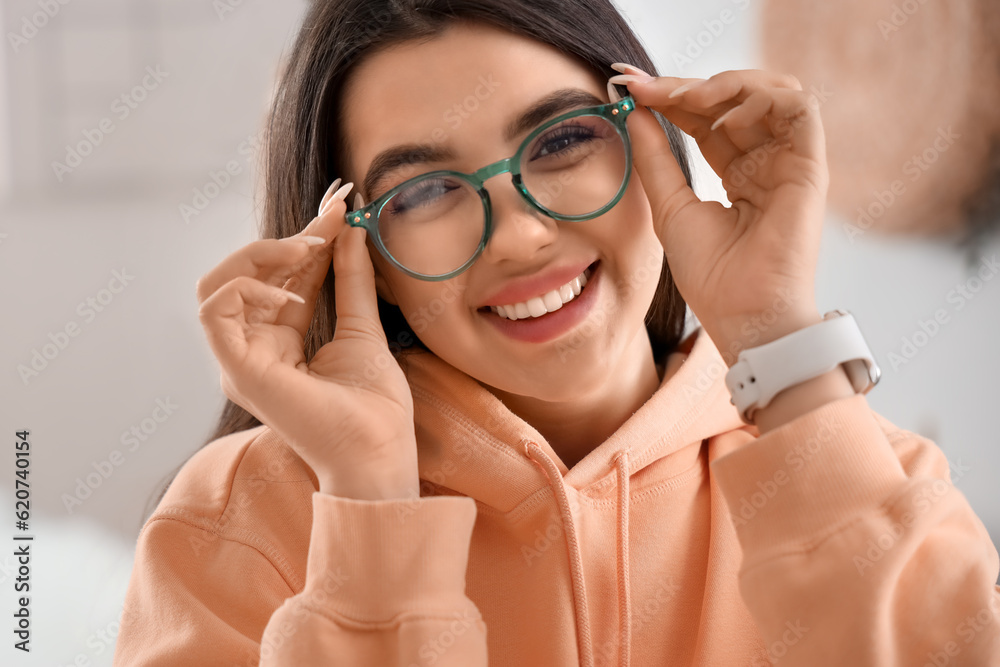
[478,259,599,311]
[479,259,603,343]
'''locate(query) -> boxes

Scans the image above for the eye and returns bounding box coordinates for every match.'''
[387,178,461,215]
[530,122,598,160]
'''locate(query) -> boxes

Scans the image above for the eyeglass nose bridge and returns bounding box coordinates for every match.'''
[468,156,548,221]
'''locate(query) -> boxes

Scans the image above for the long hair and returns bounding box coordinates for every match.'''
[146,0,694,519]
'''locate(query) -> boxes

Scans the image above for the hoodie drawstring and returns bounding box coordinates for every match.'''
[612,450,632,667]
[524,441,632,667]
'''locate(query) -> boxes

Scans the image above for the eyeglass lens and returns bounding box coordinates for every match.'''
[376,113,627,278]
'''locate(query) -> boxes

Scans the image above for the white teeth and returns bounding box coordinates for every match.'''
[492,265,595,321]
[542,290,563,312]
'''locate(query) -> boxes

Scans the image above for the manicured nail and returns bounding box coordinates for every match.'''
[608,73,654,85]
[317,178,342,216]
[319,181,354,217]
[669,80,707,98]
[610,62,652,77]
[710,105,740,131]
[353,192,366,211]
[276,288,306,305]
[607,80,623,103]
[282,234,327,246]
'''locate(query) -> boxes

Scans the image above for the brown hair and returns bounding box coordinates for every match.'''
[146,0,693,519]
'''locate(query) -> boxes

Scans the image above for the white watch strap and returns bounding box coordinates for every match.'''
[725,310,881,424]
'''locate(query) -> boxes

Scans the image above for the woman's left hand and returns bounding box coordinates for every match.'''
[611,68,829,363]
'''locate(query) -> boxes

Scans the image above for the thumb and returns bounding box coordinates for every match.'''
[626,104,700,231]
[332,216,385,343]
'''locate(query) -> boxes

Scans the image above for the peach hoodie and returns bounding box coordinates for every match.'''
[113,326,1000,666]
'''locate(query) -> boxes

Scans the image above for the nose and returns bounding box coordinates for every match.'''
[479,173,558,264]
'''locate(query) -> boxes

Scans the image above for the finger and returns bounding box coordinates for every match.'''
[196,238,328,306]
[198,275,304,370]
[619,69,800,152]
[316,178,344,219]
[622,71,819,192]
[277,182,356,336]
[256,179,355,287]
[624,103,701,228]
[616,69,800,113]
[719,146,772,207]
[647,105,747,183]
[331,202,386,344]
[196,181,354,307]
[656,104,772,201]
[676,71,811,156]
[709,87,826,165]
[614,77,755,179]
[677,69,802,110]
[294,178,354,242]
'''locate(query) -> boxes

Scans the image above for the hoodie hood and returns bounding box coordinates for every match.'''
[396,324,747,667]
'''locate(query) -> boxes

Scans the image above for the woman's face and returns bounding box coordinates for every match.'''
[340,20,664,402]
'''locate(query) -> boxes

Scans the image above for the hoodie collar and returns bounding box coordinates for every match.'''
[398,325,745,510]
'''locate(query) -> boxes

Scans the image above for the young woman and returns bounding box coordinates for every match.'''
[113,1,1000,665]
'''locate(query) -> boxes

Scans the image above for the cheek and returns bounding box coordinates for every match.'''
[396,282,471,338]
[619,173,655,233]
[611,186,663,303]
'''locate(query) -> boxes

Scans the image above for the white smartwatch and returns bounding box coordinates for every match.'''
[724,309,881,425]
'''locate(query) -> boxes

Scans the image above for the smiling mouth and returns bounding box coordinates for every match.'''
[477,260,600,320]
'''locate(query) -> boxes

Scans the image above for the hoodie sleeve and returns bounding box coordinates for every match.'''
[710,393,1000,666]
[113,493,489,666]
[259,493,489,666]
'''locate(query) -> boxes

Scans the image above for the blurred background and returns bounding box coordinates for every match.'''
[0,0,997,664]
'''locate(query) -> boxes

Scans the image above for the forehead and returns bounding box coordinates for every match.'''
[340,22,606,186]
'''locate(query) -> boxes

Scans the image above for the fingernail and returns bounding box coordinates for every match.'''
[319,181,354,217]
[669,80,707,99]
[710,106,740,131]
[277,289,306,305]
[353,192,366,211]
[607,80,623,103]
[608,74,654,85]
[282,234,327,246]
[317,178,343,216]
[610,62,652,77]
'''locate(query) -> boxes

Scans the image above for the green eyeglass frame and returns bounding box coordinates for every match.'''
[343,94,636,282]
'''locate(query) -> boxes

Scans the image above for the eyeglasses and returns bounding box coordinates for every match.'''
[344,94,635,281]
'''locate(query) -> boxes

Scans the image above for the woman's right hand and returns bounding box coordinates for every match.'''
[195,180,420,501]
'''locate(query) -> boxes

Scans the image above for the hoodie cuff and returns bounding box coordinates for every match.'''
[303,492,478,623]
[710,393,908,559]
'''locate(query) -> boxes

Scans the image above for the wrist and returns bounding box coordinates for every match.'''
[319,465,420,501]
[319,477,420,501]
[714,308,823,367]
[752,363,855,434]
[723,309,878,432]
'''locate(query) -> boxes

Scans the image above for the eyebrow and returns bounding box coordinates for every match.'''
[360,87,607,204]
